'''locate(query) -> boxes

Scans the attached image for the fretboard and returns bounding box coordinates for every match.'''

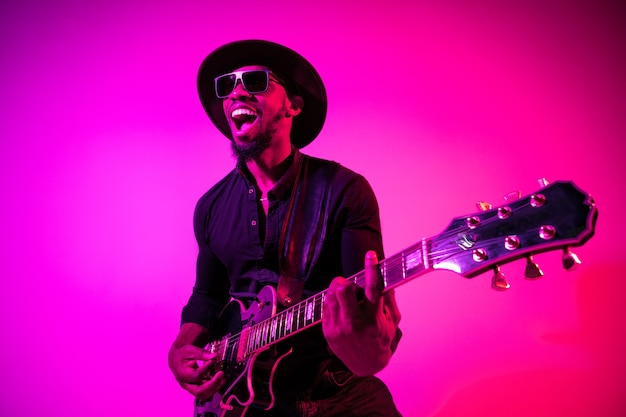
[235,239,431,356]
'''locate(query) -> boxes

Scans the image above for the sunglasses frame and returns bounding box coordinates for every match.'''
[215,69,284,98]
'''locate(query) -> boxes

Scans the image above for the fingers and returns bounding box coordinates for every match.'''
[364,250,382,303]
[181,370,226,401]
[173,345,221,383]
[327,277,359,316]
[323,250,382,339]
[177,344,214,362]
[383,291,402,326]
[323,277,357,339]
[173,345,226,400]
[325,250,382,315]
[195,349,220,367]
[195,353,218,375]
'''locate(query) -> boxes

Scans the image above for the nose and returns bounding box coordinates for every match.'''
[228,80,251,99]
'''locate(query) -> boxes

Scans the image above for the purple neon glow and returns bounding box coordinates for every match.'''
[1,1,625,416]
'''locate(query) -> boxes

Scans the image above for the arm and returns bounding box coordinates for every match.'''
[321,173,402,375]
[168,196,231,399]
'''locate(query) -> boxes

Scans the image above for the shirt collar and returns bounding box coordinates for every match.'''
[236,146,302,201]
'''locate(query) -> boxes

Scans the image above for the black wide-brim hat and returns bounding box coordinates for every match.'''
[197,40,327,149]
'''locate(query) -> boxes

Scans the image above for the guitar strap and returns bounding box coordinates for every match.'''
[277,154,339,307]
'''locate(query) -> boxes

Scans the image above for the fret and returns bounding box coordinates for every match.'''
[279,311,285,338]
[252,326,258,352]
[303,300,309,324]
[314,294,323,321]
[295,303,302,331]
[276,313,284,340]
[248,326,254,352]
[255,324,262,349]
[297,303,304,328]
[403,244,424,280]
[257,324,263,348]
[382,255,401,288]
[421,238,430,269]
[245,326,251,351]
[286,309,293,335]
[270,317,278,342]
[309,297,318,325]
[305,299,314,324]
[380,260,388,289]
[262,321,269,346]
[304,302,310,326]
[237,329,250,362]
[245,328,252,354]
[258,322,264,347]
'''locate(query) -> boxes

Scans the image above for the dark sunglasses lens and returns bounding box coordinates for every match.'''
[242,71,269,93]
[215,74,236,97]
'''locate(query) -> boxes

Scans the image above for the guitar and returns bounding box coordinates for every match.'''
[194,180,597,417]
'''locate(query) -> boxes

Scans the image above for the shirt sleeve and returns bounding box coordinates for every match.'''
[338,172,404,353]
[336,171,385,278]
[180,195,231,331]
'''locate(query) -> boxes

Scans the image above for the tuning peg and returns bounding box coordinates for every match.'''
[562,248,582,271]
[504,191,521,201]
[538,178,550,187]
[476,201,493,211]
[492,265,511,290]
[524,256,544,279]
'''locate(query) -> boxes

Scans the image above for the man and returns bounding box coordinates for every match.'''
[168,40,402,416]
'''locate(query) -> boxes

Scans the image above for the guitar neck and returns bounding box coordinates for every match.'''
[239,241,430,354]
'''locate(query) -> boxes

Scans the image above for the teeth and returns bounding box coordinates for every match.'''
[231,108,257,118]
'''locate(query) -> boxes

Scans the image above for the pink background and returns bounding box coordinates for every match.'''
[1,1,625,416]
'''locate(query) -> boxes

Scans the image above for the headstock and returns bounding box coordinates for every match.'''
[429,179,597,289]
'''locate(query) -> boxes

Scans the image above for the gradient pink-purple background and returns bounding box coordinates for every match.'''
[1,1,625,416]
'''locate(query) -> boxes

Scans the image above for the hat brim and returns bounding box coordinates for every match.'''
[197,40,327,149]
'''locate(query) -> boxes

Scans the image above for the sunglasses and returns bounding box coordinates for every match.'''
[214,70,282,98]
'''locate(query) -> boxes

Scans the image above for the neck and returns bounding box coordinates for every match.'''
[246,141,293,191]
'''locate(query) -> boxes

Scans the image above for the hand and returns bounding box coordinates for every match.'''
[168,341,226,400]
[322,250,401,376]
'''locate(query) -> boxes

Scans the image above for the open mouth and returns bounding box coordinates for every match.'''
[231,108,258,132]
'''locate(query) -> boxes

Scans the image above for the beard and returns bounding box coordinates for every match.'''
[230,133,272,162]
[231,111,286,162]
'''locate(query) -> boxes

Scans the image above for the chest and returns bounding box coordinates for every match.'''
[208,193,288,268]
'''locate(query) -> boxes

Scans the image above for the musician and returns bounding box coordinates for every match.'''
[168,40,402,416]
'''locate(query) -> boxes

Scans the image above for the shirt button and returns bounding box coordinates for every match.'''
[248,188,254,195]
[251,220,257,226]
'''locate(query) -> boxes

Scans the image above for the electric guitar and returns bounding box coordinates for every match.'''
[193,180,597,417]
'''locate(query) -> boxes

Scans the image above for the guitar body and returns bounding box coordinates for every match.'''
[194,286,292,417]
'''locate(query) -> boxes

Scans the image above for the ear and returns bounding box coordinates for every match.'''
[286,95,304,117]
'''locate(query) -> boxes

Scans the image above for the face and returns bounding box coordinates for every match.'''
[219,65,301,161]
